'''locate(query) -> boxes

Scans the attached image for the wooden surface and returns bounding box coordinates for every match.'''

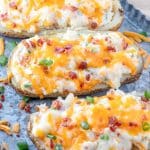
[128,0,150,18]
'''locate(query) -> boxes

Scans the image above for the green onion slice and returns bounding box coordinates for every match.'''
[17,141,29,150]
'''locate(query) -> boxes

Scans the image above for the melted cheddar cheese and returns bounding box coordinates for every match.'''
[0,0,118,33]
[31,90,150,150]
[9,31,143,97]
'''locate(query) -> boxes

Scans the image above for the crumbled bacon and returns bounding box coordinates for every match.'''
[55,45,72,54]
[24,104,31,113]
[65,6,78,11]
[51,100,62,110]
[0,13,8,21]
[9,2,17,9]
[29,41,36,48]
[12,23,17,28]
[55,47,65,53]
[0,103,3,109]
[86,74,91,81]
[90,22,98,29]
[46,39,52,46]
[107,46,116,52]
[108,116,122,132]
[129,122,138,127]
[0,95,5,102]
[69,71,77,79]
[103,58,110,64]
[37,39,44,47]
[78,61,87,70]
[37,38,52,47]
[61,118,75,129]
[50,140,54,149]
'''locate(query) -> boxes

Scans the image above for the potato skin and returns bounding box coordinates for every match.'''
[0,0,124,38]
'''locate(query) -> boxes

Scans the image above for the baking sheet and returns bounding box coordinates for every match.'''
[0,0,150,149]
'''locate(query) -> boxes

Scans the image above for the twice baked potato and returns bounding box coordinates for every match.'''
[0,0,123,38]
[28,89,150,150]
[8,30,144,98]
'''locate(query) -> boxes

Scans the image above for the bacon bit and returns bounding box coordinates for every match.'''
[80,82,84,89]
[103,58,110,64]
[55,45,72,54]
[69,71,77,79]
[24,104,31,113]
[65,6,78,11]
[43,66,49,74]
[29,41,36,48]
[129,122,138,127]
[105,37,109,41]
[86,74,91,81]
[64,45,72,51]
[50,139,54,149]
[46,39,52,46]
[37,38,44,47]
[12,22,17,28]
[37,38,52,47]
[141,96,149,102]
[117,132,120,137]
[61,118,75,129]
[108,116,122,132]
[55,47,65,53]
[51,100,62,110]
[107,46,116,52]
[22,40,30,49]
[122,39,128,49]
[18,100,26,110]
[0,13,8,21]
[0,103,3,109]
[0,95,5,102]
[9,2,17,9]
[90,22,98,29]
[78,61,87,70]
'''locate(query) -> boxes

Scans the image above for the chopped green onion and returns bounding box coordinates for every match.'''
[55,144,63,150]
[80,121,90,130]
[0,55,8,66]
[24,83,31,88]
[39,59,53,67]
[142,122,150,131]
[17,141,29,150]
[86,96,94,104]
[144,91,150,99]
[0,86,5,94]
[47,134,57,140]
[100,134,109,140]
[139,32,148,37]
[23,96,30,103]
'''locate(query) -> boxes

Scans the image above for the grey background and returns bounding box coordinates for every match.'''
[0,1,150,149]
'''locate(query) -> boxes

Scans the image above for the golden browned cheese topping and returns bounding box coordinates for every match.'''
[9,31,142,97]
[0,0,116,32]
[31,90,150,149]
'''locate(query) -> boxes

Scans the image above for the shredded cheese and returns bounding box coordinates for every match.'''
[0,38,4,56]
[123,31,150,43]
